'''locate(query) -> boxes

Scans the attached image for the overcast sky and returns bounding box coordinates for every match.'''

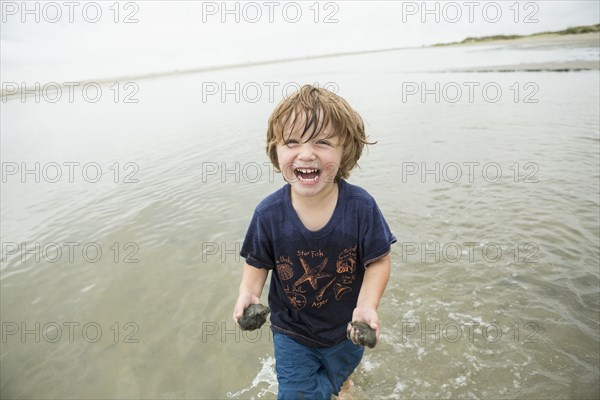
[1,0,599,82]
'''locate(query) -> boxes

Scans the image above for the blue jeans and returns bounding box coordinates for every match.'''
[273,332,364,400]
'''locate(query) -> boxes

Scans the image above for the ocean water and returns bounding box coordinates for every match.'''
[1,41,599,399]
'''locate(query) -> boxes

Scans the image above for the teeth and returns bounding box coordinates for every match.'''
[294,167,320,183]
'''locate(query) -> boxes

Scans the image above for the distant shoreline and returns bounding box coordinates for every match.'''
[431,24,600,46]
[435,31,600,72]
[428,24,600,72]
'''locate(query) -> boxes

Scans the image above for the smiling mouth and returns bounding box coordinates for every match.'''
[294,167,321,183]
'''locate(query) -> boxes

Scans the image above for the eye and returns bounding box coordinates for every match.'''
[284,139,299,146]
[316,140,330,146]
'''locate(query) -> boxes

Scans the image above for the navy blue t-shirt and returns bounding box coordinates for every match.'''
[240,180,397,348]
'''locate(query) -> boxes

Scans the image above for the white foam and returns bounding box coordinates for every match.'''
[448,312,485,326]
[394,381,407,393]
[227,356,277,399]
[453,375,468,388]
[359,355,380,372]
[80,284,96,293]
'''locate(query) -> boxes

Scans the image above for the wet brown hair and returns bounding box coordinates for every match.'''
[266,85,374,181]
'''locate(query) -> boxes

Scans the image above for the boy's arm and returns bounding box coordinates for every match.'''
[233,263,269,323]
[348,253,391,343]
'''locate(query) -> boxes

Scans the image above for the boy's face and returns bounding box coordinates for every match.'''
[276,113,343,199]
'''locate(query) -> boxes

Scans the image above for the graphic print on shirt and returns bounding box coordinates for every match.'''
[333,283,352,300]
[294,256,332,290]
[333,245,357,300]
[311,276,336,308]
[276,256,294,281]
[282,254,325,311]
[336,246,357,273]
[315,277,337,301]
[280,245,359,310]
[285,287,307,311]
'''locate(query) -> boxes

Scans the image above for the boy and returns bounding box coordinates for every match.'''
[233,85,396,399]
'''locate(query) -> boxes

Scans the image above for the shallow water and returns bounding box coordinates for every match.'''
[1,44,599,399]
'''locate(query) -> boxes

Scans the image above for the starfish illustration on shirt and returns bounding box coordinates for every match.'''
[294,256,331,290]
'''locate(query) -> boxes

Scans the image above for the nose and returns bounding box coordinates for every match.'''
[297,142,316,161]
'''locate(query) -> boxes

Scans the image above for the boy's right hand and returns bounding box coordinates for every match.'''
[232,292,261,324]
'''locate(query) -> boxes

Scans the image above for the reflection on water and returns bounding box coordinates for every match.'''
[1,43,599,399]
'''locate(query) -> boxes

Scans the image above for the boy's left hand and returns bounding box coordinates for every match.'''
[347,306,380,345]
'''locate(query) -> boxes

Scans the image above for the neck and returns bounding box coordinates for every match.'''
[291,181,339,209]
